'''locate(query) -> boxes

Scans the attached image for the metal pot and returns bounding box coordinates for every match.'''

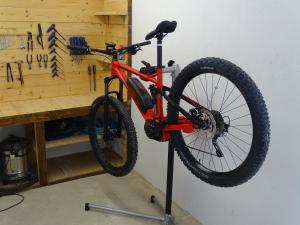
[0,135,29,182]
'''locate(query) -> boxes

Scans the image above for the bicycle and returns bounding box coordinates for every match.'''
[68,20,270,187]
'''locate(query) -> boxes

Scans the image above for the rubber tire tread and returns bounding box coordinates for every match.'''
[89,96,138,177]
[167,57,270,187]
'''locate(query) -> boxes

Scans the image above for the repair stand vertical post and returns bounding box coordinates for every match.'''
[85,141,178,225]
[165,141,175,220]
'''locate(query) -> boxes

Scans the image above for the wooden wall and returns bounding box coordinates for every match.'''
[0,0,129,103]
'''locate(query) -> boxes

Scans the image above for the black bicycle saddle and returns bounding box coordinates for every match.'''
[145,20,177,40]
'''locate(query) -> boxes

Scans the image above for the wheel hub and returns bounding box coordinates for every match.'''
[195,109,225,140]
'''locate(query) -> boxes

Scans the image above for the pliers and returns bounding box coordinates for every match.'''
[26,54,33,70]
[37,54,42,68]
[27,32,33,51]
[43,54,48,68]
[6,63,13,83]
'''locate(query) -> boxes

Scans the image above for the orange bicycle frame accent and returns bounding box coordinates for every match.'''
[111,60,194,142]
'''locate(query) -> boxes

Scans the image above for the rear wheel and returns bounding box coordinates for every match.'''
[167,57,270,187]
[89,96,138,176]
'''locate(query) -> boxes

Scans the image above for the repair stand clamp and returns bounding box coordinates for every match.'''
[84,141,179,225]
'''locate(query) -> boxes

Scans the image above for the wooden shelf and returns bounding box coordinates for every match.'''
[47,151,104,184]
[46,134,90,149]
[94,11,127,16]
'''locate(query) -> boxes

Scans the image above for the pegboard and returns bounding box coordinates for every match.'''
[0,0,130,104]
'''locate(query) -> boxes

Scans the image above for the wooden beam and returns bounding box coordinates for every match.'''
[34,121,48,185]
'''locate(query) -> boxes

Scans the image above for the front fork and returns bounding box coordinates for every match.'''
[103,75,124,141]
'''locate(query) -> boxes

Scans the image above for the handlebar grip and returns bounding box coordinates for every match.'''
[67,45,89,52]
[135,40,151,47]
[90,48,110,54]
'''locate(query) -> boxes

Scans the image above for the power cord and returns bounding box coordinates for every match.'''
[0,193,24,212]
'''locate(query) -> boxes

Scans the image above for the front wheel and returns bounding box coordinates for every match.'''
[89,96,138,176]
[168,58,270,187]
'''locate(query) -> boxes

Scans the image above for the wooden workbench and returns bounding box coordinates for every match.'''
[0,0,132,186]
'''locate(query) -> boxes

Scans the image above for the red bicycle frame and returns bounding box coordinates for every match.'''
[110,60,195,142]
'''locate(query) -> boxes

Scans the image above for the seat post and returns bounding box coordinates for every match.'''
[157,35,163,68]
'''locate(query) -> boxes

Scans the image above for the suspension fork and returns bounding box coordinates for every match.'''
[103,76,124,140]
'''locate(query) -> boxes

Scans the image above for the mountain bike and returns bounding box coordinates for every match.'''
[68,21,270,187]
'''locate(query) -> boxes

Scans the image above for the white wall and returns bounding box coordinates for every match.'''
[132,1,300,225]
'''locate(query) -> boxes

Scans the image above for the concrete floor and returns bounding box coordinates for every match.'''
[0,171,202,225]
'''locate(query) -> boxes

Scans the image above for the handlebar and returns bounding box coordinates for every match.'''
[67,40,151,56]
[118,41,151,52]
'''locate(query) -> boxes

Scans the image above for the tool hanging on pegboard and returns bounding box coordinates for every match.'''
[69,36,88,64]
[49,48,63,60]
[87,65,97,92]
[15,61,24,86]
[0,35,15,50]
[46,24,66,79]
[19,35,25,50]
[26,54,33,70]
[88,65,92,92]
[43,54,48,69]
[47,24,66,41]
[48,39,67,54]
[36,24,44,49]
[37,54,43,68]
[27,32,33,51]
[6,63,14,83]
[92,65,96,91]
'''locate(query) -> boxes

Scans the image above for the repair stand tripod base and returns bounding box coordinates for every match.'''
[84,141,179,225]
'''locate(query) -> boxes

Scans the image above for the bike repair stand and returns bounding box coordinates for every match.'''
[85,141,178,225]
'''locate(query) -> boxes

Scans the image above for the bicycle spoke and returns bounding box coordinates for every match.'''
[222,149,231,171]
[221,103,247,114]
[183,90,191,100]
[210,76,221,108]
[219,80,229,111]
[183,132,197,139]
[219,85,236,111]
[197,137,206,160]
[187,133,200,145]
[199,75,211,109]
[227,132,251,146]
[201,136,208,163]
[220,94,242,112]
[230,126,252,136]
[220,138,237,164]
[219,138,241,163]
[207,140,216,171]
[230,113,250,122]
[205,74,211,109]
[187,84,198,103]
[224,135,248,154]
[186,144,218,157]
[230,124,252,127]
[192,79,200,103]
[219,156,224,172]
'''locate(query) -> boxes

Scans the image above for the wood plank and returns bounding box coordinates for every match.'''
[47,151,104,184]
[104,0,128,12]
[95,11,127,16]
[46,134,90,149]
[0,22,105,36]
[0,0,104,10]
[0,7,104,23]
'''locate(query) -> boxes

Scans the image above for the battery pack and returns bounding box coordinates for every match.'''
[128,77,153,112]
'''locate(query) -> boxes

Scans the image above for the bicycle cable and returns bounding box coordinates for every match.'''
[92,53,112,63]
[0,193,24,212]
